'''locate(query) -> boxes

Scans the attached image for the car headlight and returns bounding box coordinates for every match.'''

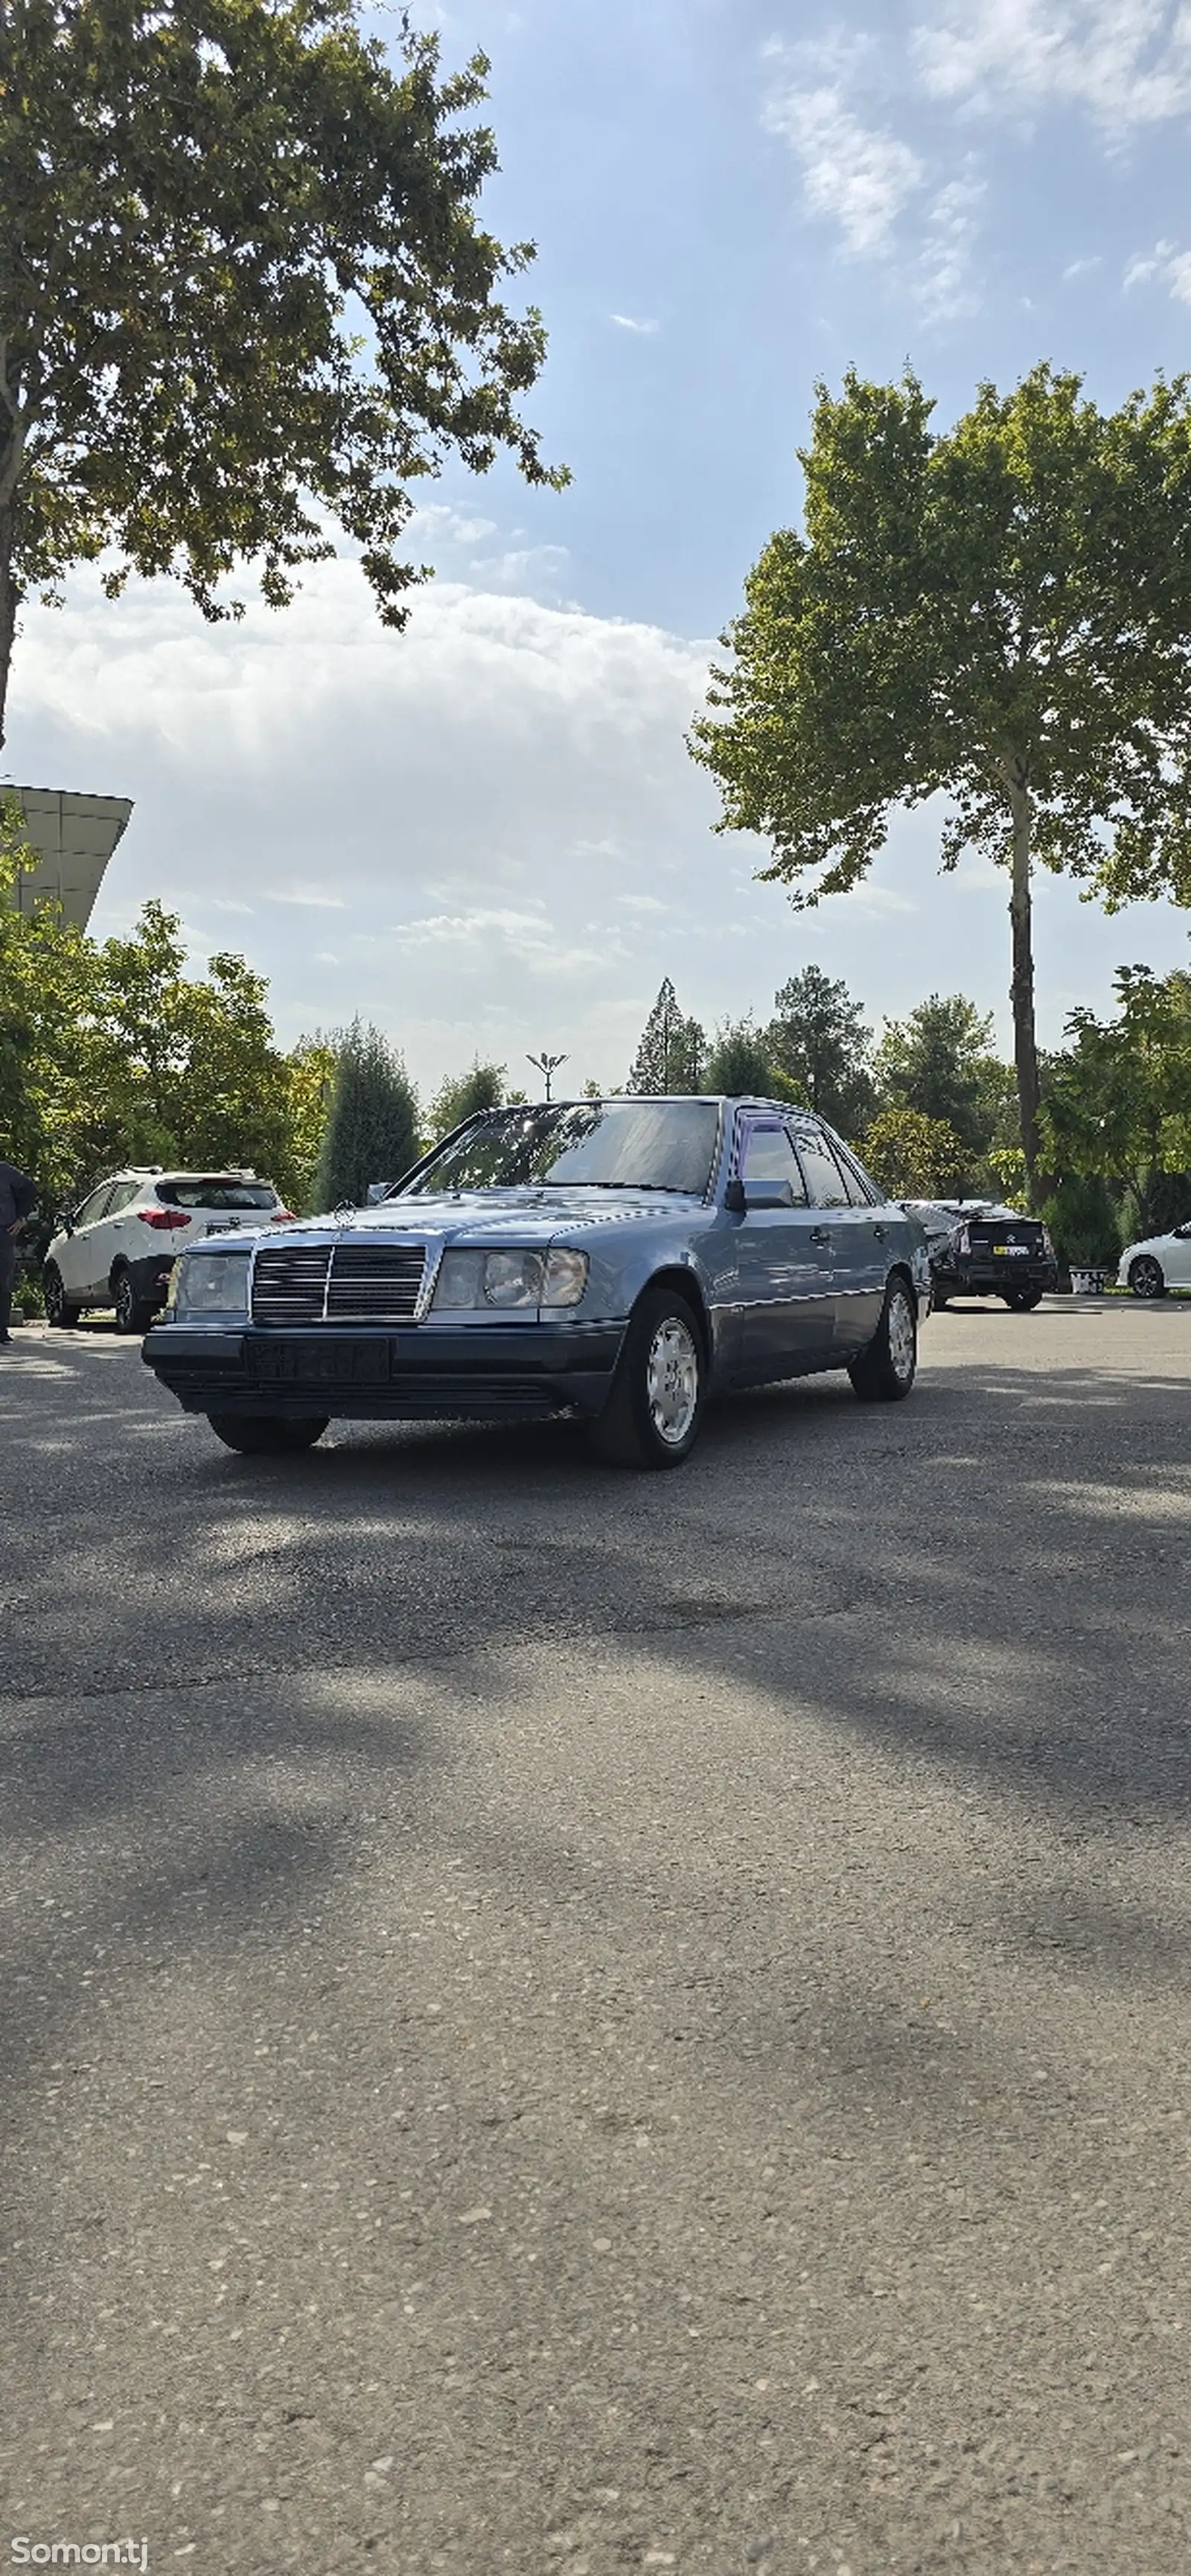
[170,1251,252,1319]
[431,1247,589,1312]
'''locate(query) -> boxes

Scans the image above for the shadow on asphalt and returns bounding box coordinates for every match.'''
[1,1331,1189,2124]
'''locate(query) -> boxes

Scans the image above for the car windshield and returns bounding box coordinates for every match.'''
[395,1100,721,1199]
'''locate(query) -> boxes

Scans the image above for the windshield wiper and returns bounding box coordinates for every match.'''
[540,1179,694,1194]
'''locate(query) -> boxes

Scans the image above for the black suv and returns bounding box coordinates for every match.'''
[904,1202,1059,1312]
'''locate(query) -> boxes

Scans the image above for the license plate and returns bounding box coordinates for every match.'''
[992,1244,1029,1257]
[249,1339,390,1385]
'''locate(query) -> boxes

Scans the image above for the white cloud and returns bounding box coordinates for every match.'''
[916,167,986,319]
[1123,235,1191,297]
[763,36,925,257]
[914,0,1191,131]
[7,560,764,1088]
[1061,254,1104,281]
[264,885,347,909]
[610,313,660,335]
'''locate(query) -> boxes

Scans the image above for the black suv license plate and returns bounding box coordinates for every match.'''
[250,1339,390,1385]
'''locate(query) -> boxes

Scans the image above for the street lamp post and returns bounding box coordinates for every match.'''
[527,1051,568,1102]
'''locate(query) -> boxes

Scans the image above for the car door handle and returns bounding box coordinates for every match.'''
[872,1223,887,1241]
[809,1225,831,1245]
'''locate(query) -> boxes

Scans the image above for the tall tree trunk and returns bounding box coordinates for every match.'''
[1005,752,1043,1206]
[0,494,16,754]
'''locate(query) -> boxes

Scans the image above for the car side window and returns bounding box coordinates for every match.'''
[106,1182,141,1216]
[832,1144,880,1207]
[74,1182,118,1228]
[741,1124,808,1200]
[793,1132,851,1208]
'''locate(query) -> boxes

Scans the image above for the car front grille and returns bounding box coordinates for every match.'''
[252,1240,427,1324]
[327,1243,426,1320]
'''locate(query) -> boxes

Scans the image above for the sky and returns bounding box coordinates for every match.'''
[9,0,1191,1094]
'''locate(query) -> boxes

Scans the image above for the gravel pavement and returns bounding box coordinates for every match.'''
[1,1301,1190,2576]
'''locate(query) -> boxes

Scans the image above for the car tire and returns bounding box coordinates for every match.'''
[1128,1255,1166,1300]
[42,1263,82,1329]
[848,1275,918,1403]
[590,1287,705,1469]
[112,1264,156,1336]
[1003,1288,1044,1312]
[206,1413,329,1455]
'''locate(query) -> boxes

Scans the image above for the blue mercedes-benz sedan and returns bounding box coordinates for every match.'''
[141,1096,931,1469]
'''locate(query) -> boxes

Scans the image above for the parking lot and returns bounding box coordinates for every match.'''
[1,1300,1190,2576]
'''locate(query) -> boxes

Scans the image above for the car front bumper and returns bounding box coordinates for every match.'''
[141,1319,628,1421]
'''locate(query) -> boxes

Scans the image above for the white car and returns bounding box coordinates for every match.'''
[43,1170,293,1334]
[1117,1221,1191,1299]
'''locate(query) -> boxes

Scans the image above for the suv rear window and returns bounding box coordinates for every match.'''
[156,1179,278,1210]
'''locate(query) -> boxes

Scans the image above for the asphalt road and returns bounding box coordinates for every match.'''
[1,1301,1190,2576]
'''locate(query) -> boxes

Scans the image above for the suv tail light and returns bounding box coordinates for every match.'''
[270,1209,296,1223]
[138,1208,191,1231]
[956,1223,971,1255]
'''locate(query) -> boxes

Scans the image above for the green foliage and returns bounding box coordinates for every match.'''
[860,1106,969,1199]
[1,798,320,1209]
[1037,1174,1120,1269]
[284,1038,339,1214]
[692,362,1191,1183]
[0,1,566,737]
[1041,967,1191,1237]
[313,1020,419,1208]
[626,980,706,1094]
[703,1018,773,1096]
[765,967,874,1132]
[93,902,299,1184]
[1,797,109,1200]
[874,993,1012,1159]
[428,1059,506,1141]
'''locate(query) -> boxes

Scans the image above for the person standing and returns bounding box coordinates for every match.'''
[0,1155,38,1345]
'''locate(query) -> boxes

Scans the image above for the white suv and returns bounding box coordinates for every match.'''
[43,1170,293,1334]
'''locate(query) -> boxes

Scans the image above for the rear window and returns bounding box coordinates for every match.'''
[156,1179,278,1211]
[969,1216,1044,1243]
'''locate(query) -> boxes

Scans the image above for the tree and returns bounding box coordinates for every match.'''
[92,901,298,1183]
[860,1106,969,1199]
[1041,966,1191,1241]
[428,1059,505,1141]
[691,363,1191,1198]
[313,1020,418,1208]
[0,4,566,741]
[702,1018,773,1096]
[626,980,706,1094]
[764,966,874,1134]
[283,1037,339,1214]
[2,798,328,1208]
[873,993,1012,1159]
[1,796,111,1201]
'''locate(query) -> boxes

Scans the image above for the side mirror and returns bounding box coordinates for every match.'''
[727,1175,796,1213]
[55,1208,74,1237]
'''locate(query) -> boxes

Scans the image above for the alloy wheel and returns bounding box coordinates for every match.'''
[887,1284,916,1382]
[645,1315,700,1446]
